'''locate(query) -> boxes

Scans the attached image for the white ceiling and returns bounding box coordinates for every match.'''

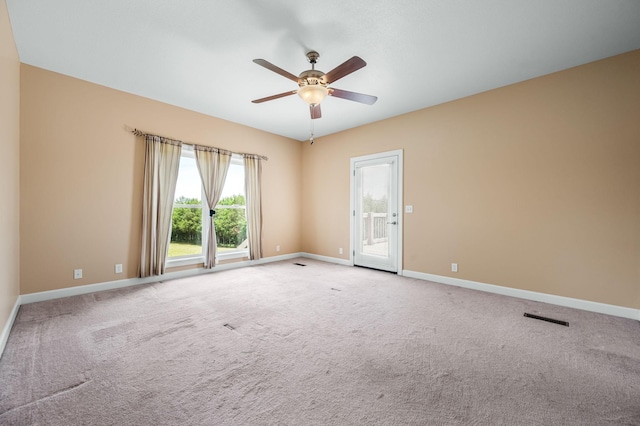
[7,0,640,141]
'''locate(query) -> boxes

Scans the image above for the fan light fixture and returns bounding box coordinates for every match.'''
[252,51,377,119]
[298,84,328,105]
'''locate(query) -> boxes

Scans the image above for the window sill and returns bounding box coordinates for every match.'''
[166,255,204,268]
[217,250,249,261]
[166,250,249,268]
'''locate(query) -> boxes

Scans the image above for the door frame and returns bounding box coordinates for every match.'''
[350,149,403,275]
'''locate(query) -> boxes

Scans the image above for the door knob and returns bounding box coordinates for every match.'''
[387,221,397,225]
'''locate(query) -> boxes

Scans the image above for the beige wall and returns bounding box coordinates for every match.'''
[0,0,20,334]
[20,65,302,294]
[11,34,640,311]
[302,50,640,309]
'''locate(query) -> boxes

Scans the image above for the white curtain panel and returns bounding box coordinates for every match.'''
[194,146,232,268]
[140,135,182,277]
[243,154,263,260]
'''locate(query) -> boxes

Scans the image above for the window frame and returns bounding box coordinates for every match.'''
[166,147,248,268]
[214,156,249,262]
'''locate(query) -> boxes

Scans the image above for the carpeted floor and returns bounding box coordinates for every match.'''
[1,258,639,425]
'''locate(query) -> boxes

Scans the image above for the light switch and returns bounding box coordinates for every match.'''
[405,205,413,213]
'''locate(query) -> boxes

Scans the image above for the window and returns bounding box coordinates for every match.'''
[167,146,248,266]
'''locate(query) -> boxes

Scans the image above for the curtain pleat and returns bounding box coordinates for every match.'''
[140,135,182,277]
[243,154,263,260]
[194,146,232,268]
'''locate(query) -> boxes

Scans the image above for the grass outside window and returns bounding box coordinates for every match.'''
[168,242,237,258]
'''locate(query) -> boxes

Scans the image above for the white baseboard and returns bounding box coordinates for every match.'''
[2,253,306,360]
[0,296,21,360]
[403,270,640,321]
[20,253,304,306]
[300,252,352,266]
[9,257,637,361]
[252,253,304,265]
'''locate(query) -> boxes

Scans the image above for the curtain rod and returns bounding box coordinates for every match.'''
[127,126,268,161]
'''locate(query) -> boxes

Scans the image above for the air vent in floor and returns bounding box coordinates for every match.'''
[524,313,569,327]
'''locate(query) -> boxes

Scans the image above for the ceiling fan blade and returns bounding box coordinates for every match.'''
[310,104,322,119]
[253,59,299,83]
[323,56,367,84]
[252,90,298,104]
[329,88,377,105]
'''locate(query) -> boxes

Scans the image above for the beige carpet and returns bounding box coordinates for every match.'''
[1,258,639,425]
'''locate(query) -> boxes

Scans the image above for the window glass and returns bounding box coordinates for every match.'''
[167,149,248,263]
[214,162,247,254]
[168,154,204,258]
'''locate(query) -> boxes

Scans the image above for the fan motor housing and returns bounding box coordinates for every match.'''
[251,50,377,116]
[298,69,326,87]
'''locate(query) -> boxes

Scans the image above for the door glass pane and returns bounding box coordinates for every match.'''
[359,164,390,257]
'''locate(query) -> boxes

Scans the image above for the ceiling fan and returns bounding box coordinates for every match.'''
[251,51,377,119]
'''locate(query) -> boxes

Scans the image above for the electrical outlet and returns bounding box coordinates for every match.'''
[276,245,281,252]
[451,263,458,273]
[74,269,83,279]
[115,264,123,274]
[339,247,343,255]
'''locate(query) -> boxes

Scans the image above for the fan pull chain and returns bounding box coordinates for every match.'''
[309,118,315,145]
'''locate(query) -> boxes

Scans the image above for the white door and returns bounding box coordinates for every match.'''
[351,150,402,273]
